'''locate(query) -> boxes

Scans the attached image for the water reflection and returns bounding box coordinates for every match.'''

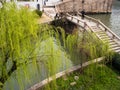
[3,38,73,90]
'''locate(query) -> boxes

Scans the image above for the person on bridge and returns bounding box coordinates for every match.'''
[81,9,85,19]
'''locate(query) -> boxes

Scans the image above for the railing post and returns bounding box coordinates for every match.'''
[84,22,87,29]
[112,35,115,39]
[97,20,100,27]
[97,22,99,27]
[105,28,107,32]
[77,19,79,23]
[71,16,73,20]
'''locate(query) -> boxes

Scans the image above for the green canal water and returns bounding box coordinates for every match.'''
[89,0,120,37]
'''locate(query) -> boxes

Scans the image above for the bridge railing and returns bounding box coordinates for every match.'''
[78,13,120,45]
[66,13,94,31]
[66,13,84,26]
[66,13,103,40]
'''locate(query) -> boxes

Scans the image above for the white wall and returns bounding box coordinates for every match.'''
[45,0,61,6]
[47,0,61,2]
[16,0,43,11]
[1,0,62,11]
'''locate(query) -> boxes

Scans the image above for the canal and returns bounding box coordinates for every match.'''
[89,0,120,37]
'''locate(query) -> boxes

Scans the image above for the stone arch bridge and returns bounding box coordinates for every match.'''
[44,0,120,55]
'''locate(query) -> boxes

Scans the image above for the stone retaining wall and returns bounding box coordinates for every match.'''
[55,0,113,13]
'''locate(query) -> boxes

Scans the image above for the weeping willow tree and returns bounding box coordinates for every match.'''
[42,30,113,90]
[0,3,39,89]
[65,30,113,65]
[0,0,6,5]
[0,3,72,90]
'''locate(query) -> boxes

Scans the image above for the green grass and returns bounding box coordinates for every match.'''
[43,64,120,90]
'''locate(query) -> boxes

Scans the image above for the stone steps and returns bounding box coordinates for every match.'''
[90,25,120,53]
[66,14,120,54]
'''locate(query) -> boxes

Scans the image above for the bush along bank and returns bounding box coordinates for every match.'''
[112,52,120,71]
[35,9,42,17]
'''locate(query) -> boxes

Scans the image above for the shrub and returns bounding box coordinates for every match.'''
[35,9,42,17]
[112,52,120,71]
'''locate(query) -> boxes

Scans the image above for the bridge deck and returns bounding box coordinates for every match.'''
[66,13,120,54]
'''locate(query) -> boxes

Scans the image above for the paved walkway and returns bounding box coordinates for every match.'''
[38,13,53,24]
